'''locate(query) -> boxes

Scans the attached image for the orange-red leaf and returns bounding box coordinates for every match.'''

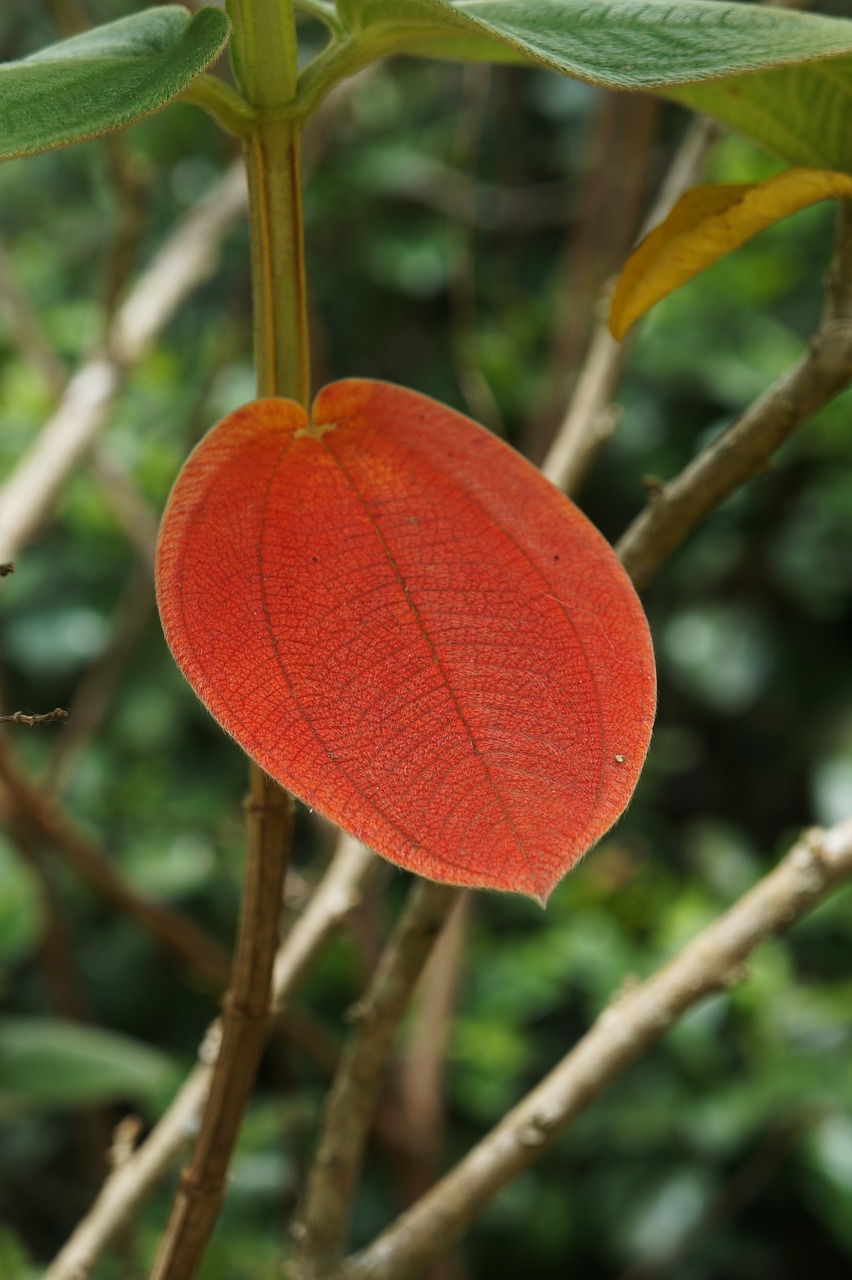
[155,380,655,903]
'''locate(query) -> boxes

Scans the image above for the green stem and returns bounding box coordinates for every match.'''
[244,118,310,402]
[228,0,310,404]
[179,74,258,138]
[227,0,299,112]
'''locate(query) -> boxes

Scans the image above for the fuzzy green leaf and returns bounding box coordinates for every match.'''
[332,1,852,174]
[0,6,230,161]
[338,0,852,90]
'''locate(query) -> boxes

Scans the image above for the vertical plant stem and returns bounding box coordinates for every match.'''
[229,0,309,402]
[245,117,310,402]
[150,3,307,1277]
[149,772,293,1280]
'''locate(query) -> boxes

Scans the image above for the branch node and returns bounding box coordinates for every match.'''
[345,997,369,1025]
[199,1022,223,1067]
[178,1168,228,1206]
[790,830,829,893]
[221,991,272,1023]
[641,475,665,499]
[518,1123,550,1149]
[107,1114,144,1170]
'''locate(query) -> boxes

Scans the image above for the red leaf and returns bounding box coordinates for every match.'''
[156,380,655,903]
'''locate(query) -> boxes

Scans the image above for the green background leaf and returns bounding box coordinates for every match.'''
[0,6,229,161]
[668,58,852,175]
[0,838,42,969]
[0,1017,180,1112]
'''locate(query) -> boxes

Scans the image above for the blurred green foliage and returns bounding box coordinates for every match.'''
[1,3,852,1278]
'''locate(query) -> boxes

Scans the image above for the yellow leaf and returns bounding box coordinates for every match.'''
[609,167,852,340]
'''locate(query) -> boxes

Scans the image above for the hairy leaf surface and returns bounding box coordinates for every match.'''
[338,0,852,90]
[0,6,229,160]
[333,0,852,171]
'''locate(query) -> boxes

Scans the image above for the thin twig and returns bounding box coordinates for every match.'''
[617,198,852,589]
[0,162,248,562]
[345,817,852,1280]
[43,832,374,1280]
[147,767,292,1280]
[290,880,458,1280]
[541,117,718,495]
[530,91,661,463]
[272,835,377,1009]
[43,1061,214,1280]
[0,708,67,727]
[378,893,470,1207]
[0,737,231,989]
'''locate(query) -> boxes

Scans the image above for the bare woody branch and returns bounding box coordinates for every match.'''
[346,816,852,1280]
[0,161,248,562]
[43,1061,214,1280]
[379,891,471,1209]
[290,879,458,1280]
[149,768,293,1280]
[617,198,852,590]
[43,833,376,1280]
[541,117,718,495]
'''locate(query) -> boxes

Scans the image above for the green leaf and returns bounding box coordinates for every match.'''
[0,837,42,968]
[0,1226,33,1280]
[0,1017,180,1112]
[668,58,852,175]
[0,6,230,161]
[338,0,852,90]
